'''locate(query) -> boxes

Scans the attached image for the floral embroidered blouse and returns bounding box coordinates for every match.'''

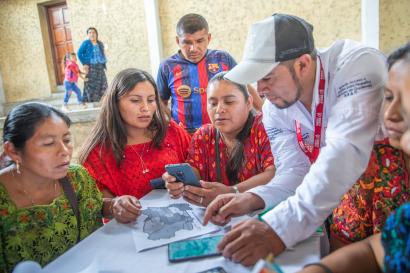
[187,113,274,185]
[330,139,410,243]
[0,165,103,272]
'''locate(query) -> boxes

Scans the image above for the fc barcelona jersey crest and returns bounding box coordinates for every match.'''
[208,63,220,74]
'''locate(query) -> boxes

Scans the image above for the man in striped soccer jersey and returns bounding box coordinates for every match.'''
[157,13,262,134]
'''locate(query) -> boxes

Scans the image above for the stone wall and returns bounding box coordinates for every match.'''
[67,0,151,83]
[0,0,151,104]
[0,0,54,102]
[1,0,410,105]
[380,0,410,53]
[158,0,362,62]
[70,120,95,163]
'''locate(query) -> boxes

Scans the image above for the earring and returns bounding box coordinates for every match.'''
[15,161,21,175]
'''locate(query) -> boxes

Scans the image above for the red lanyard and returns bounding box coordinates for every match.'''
[295,57,325,164]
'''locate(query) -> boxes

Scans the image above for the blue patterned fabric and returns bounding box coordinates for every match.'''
[382,202,410,273]
[77,40,106,66]
[90,44,106,64]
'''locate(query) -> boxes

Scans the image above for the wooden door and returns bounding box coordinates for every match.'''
[47,3,73,85]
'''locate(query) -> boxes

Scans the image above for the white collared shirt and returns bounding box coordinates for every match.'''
[248,40,387,247]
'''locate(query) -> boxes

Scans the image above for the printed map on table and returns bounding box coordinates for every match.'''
[142,203,195,240]
[131,200,219,252]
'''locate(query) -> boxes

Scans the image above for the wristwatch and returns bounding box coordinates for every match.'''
[231,185,240,194]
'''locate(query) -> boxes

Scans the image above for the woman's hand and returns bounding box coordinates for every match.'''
[162,171,184,198]
[183,181,232,207]
[111,195,141,223]
[83,64,89,74]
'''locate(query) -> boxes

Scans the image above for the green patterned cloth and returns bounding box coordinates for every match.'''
[0,164,103,272]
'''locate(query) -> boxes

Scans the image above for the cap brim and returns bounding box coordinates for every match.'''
[225,60,279,84]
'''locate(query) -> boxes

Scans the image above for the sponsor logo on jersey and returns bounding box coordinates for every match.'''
[176,85,192,98]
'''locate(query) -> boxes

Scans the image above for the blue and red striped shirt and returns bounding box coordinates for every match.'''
[157,49,236,131]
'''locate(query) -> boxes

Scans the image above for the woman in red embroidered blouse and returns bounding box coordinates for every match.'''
[163,72,275,207]
[79,69,190,216]
[328,52,410,250]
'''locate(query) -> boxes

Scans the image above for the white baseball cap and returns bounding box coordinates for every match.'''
[225,14,315,84]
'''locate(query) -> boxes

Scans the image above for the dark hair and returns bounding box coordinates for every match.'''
[176,13,209,37]
[63,52,77,66]
[78,68,169,166]
[207,72,256,185]
[87,27,99,39]
[280,49,318,71]
[3,102,71,151]
[85,27,105,65]
[387,41,410,70]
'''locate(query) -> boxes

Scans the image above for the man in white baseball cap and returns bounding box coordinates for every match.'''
[203,13,386,266]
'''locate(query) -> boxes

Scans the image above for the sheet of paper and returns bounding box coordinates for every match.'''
[131,199,220,252]
[76,258,98,273]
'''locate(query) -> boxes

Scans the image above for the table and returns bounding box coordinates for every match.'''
[43,190,320,273]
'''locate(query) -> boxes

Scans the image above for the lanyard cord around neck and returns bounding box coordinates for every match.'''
[295,56,325,164]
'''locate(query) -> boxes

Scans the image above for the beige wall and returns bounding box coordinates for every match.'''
[380,0,410,54]
[2,0,410,106]
[0,0,151,104]
[67,0,151,83]
[159,0,362,62]
[70,120,94,163]
[0,0,53,103]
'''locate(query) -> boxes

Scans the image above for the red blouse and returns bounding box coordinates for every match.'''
[187,113,274,185]
[83,120,191,198]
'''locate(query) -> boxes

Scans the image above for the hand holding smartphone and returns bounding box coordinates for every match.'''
[165,163,201,187]
[168,235,224,263]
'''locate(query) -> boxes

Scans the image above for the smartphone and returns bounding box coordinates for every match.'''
[196,267,227,273]
[168,235,224,263]
[165,163,201,187]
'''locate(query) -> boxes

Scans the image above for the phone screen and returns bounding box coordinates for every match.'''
[165,163,201,187]
[168,235,224,262]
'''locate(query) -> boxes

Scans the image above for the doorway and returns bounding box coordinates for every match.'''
[47,3,72,85]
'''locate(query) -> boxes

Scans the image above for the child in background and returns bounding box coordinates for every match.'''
[62,52,87,112]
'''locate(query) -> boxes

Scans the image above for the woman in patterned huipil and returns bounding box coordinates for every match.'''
[163,71,275,207]
[328,44,410,249]
[0,103,138,273]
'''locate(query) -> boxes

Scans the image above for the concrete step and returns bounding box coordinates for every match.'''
[3,91,102,114]
[0,106,101,129]
[1,86,102,129]
[56,85,65,93]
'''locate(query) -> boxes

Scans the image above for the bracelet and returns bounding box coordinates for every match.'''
[102,198,114,218]
[231,185,240,194]
[303,263,333,273]
[105,197,117,218]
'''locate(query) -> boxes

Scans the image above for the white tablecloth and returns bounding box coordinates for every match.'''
[42,190,320,273]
